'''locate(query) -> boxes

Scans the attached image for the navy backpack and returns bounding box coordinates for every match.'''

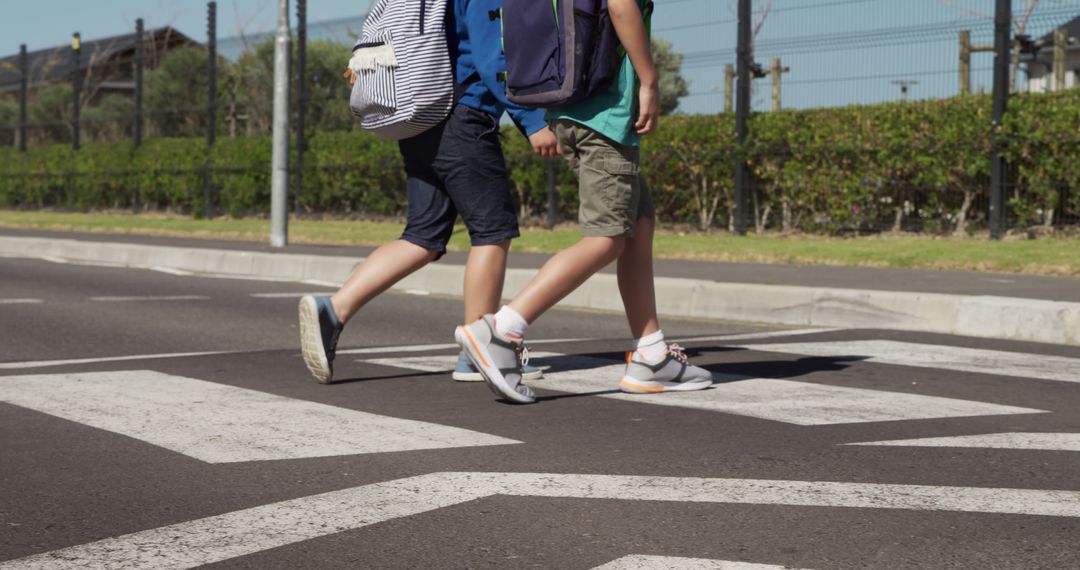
[502,0,650,108]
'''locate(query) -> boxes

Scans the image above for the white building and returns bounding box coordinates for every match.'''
[1024,15,1080,93]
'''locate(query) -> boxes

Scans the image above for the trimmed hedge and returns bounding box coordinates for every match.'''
[2,90,1078,232]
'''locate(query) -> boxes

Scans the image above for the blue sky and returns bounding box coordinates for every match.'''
[3,0,1078,113]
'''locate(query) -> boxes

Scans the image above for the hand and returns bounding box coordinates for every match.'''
[635,80,660,135]
[342,68,357,86]
[528,126,561,158]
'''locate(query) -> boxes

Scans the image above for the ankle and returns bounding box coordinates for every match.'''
[494,305,529,339]
[634,330,667,361]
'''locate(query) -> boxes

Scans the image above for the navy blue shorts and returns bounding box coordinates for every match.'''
[397,104,520,258]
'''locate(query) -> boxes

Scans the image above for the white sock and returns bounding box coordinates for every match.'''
[494,305,529,340]
[635,329,667,361]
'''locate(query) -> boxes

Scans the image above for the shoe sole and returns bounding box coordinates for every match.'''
[453,369,543,383]
[618,376,712,394]
[455,326,536,404]
[298,296,333,384]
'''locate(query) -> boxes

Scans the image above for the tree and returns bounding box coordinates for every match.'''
[651,38,689,115]
[145,46,221,138]
[230,39,355,136]
[27,83,73,145]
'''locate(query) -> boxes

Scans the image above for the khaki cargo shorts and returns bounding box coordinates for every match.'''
[553,119,655,237]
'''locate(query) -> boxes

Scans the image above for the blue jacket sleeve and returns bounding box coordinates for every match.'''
[463,1,548,136]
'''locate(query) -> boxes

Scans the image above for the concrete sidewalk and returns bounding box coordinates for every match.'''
[2,228,1078,347]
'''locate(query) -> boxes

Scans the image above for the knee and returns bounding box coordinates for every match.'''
[603,236,627,260]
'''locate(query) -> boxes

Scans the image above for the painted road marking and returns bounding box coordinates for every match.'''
[149,265,194,276]
[847,432,1080,452]
[0,370,519,462]
[250,292,337,298]
[0,351,238,370]
[363,353,1045,425]
[674,328,842,344]
[734,340,1080,384]
[341,337,593,356]
[4,471,1079,569]
[89,295,210,302]
[0,298,43,304]
[593,556,810,570]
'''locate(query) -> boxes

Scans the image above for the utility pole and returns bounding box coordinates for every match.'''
[71,33,81,151]
[958,31,994,95]
[270,0,292,248]
[733,0,752,236]
[768,57,790,111]
[1053,28,1067,91]
[134,19,144,149]
[206,1,218,219]
[724,64,734,113]
[989,0,1010,240]
[295,0,307,214]
[18,44,27,151]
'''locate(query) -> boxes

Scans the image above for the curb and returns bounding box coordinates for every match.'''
[5,235,1079,347]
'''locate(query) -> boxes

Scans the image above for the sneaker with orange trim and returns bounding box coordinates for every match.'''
[455,315,536,404]
[618,344,713,394]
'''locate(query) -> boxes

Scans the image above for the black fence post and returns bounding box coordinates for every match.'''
[134,19,144,149]
[733,0,751,236]
[295,0,307,214]
[546,160,558,230]
[18,44,28,151]
[205,1,217,218]
[71,33,81,151]
[133,19,145,213]
[989,0,1010,240]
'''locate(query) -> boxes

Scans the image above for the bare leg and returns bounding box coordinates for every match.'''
[508,236,625,323]
[331,240,437,324]
[463,241,510,324]
[617,216,660,339]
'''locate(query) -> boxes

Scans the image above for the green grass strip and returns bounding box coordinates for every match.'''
[1,210,1078,276]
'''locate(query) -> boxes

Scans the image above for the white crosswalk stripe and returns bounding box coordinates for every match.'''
[0,370,519,463]
[4,472,1075,570]
[846,432,1080,451]
[731,340,1080,384]
[4,471,1078,569]
[593,556,811,570]
[364,353,1047,425]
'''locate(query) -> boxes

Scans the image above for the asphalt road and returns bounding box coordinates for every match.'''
[2,256,1079,569]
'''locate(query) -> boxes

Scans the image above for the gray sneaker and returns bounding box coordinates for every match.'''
[452,351,544,382]
[619,344,713,394]
[298,295,343,384]
[455,315,536,404]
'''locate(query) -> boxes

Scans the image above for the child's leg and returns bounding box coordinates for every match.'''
[299,122,454,384]
[502,120,637,329]
[506,235,624,323]
[617,214,660,339]
[434,105,522,324]
[463,241,510,324]
[331,240,437,324]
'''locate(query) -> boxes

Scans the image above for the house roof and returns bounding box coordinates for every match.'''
[1037,13,1080,45]
[0,27,198,93]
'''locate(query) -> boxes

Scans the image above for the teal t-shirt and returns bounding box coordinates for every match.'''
[548,0,648,147]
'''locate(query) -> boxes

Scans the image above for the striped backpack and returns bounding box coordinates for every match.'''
[348,0,454,140]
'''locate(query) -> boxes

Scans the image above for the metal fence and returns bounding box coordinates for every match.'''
[1,0,1078,234]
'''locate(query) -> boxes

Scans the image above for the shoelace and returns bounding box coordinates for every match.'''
[667,343,689,364]
[516,343,531,369]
